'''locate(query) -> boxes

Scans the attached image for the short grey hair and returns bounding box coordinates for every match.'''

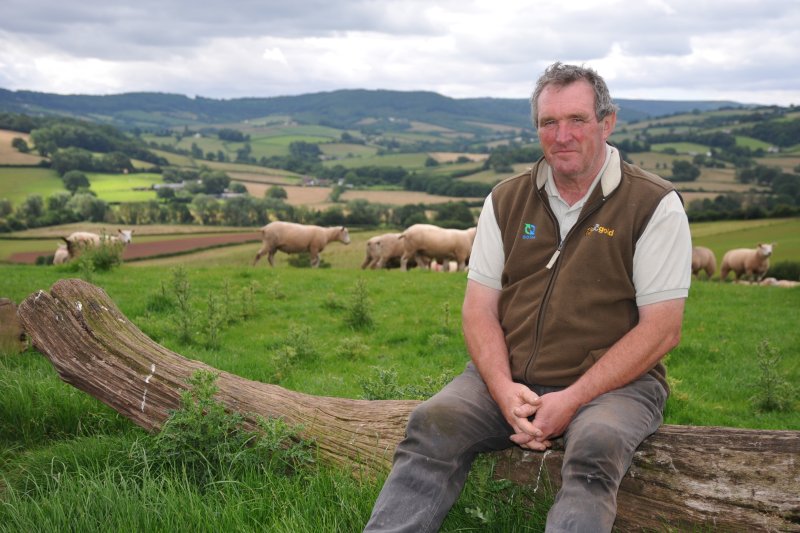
[530,62,619,126]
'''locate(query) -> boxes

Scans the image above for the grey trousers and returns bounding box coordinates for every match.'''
[364,362,667,533]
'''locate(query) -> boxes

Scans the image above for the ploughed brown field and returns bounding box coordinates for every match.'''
[8,232,262,264]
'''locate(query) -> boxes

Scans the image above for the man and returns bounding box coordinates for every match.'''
[364,62,692,532]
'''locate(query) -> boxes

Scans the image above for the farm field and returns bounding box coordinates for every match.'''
[1,219,799,531]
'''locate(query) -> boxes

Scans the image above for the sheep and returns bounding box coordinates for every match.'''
[691,246,717,279]
[252,221,350,268]
[399,224,477,272]
[62,229,134,259]
[759,277,800,288]
[52,244,70,265]
[720,243,774,282]
[361,232,408,269]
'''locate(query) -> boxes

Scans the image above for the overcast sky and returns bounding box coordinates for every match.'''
[1,0,798,106]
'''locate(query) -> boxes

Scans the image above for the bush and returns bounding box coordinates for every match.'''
[149,370,316,484]
[768,261,800,281]
[64,240,124,273]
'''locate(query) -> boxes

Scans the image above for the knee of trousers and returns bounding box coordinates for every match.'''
[562,420,634,485]
[399,398,477,461]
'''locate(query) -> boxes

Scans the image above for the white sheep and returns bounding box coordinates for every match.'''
[52,244,70,265]
[252,221,350,268]
[691,246,717,279]
[62,229,134,260]
[399,224,477,272]
[720,243,774,282]
[361,232,407,269]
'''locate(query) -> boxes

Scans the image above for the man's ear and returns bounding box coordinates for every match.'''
[602,112,617,140]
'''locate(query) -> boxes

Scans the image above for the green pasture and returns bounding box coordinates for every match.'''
[0,167,64,205]
[734,135,773,150]
[1,234,798,531]
[86,172,161,202]
[321,152,429,170]
[320,143,379,158]
[651,142,710,155]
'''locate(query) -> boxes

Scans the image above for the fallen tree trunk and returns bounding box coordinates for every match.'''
[17,279,800,532]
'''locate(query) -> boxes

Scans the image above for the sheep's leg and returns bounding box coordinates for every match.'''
[400,253,411,271]
[253,243,267,265]
[310,252,320,268]
[267,249,277,267]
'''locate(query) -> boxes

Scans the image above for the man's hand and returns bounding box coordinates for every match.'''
[518,389,581,444]
[493,382,551,451]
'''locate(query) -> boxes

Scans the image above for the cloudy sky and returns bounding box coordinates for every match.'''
[1,0,798,106]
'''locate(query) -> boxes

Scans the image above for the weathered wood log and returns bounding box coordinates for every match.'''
[17,279,800,532]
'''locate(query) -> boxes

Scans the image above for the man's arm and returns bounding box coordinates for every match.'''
[462,279,548,450]
[516,297,685,444]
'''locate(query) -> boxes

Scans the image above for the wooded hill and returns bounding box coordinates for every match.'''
[0,87,744,132]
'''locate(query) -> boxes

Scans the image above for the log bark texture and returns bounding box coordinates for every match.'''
[17,279,800,532]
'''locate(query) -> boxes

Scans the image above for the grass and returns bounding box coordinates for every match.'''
[0,167,64,205]
[87,172,162,202]
[0,258,798,531]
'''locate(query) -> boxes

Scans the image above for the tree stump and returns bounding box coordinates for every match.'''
[17,279,800,531]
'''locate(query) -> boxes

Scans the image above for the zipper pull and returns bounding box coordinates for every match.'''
[545,249,560,269]
[546,240,564,270]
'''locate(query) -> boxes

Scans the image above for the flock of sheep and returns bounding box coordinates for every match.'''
[692,243,797,287]
[52,224,795,287]
[253,221,477,272]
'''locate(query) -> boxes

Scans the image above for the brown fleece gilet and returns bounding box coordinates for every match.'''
[491,154,675,392]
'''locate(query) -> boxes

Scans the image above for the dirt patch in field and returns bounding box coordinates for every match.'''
[0,130,47,165]
[8,232,262,264]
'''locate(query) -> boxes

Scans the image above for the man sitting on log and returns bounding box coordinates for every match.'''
[364,62,692,532]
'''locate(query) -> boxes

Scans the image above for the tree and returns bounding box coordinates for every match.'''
[62,170,91,193]
[671,160,701,182]
[0,198,13,218]
[200,171,230,195]
[266,185,288,200]
[11,137,29,153]
[16,195,44,223]
[66,193,107,222]
[51,147,94,175]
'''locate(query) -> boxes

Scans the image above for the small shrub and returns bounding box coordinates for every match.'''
[359,366,454,400]
[204,291,222,349]
[335,336,369,359]
[288,252,330,268]
[149,370,315,484]
[750,340,796,413]
[65,240,124,273]
[171,266,194,344]
[345,278,374,330]
[359,367,403,400]
[768,261,800,281]
[240,281,260,320]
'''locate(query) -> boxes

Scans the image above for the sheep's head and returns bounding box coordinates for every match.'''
[757,243,774,258]
[117,229,134,244]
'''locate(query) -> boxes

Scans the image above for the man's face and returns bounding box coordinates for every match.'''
[536,80,616,182]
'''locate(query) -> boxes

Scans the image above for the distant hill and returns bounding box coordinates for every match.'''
[0,87,745,132]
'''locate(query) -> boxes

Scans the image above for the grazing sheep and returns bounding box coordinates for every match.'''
[720,243,774,282]
[252,221,350,268]
[62,229,134,259]
[691,246,717,279]
[361,232,409,269]
[52,244,70,265]
[399,224,477,272]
